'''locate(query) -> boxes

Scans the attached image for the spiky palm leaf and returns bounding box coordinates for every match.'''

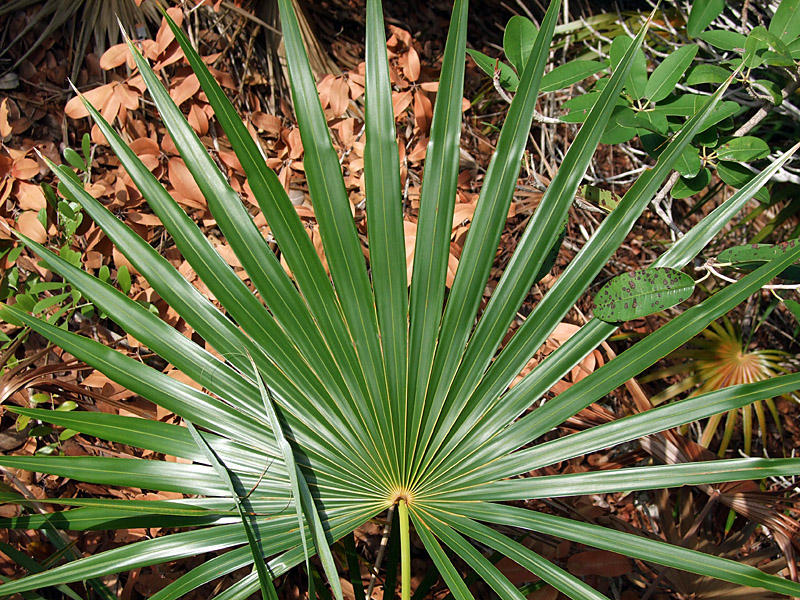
[2,1,800,599]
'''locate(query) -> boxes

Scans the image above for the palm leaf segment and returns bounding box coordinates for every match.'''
[2,1,800,598]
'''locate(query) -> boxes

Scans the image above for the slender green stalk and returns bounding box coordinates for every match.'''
[398,500,410,600]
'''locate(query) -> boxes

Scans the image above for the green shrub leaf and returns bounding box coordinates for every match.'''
[687,0,724,37]
[671,168,711,198]
[645,44,698,102]
[503,15,538,73]
[769,0,800,42]
[715,136,770,162]
[717,160,770,203]
[684,64,731,85]
[541,60,605,93]
[593,267,695,322]
[717,242,800,281]
[466,49,519,91]
[698,30,746,51]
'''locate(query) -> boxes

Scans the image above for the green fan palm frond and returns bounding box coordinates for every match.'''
[2,1,800,599]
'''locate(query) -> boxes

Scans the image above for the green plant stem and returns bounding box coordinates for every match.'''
[398,499,410,600]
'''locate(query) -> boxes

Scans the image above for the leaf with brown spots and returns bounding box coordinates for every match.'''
[593,267,695,322]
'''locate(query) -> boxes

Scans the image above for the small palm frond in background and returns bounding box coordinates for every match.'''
[0,0,161,80]
[644,317,791,456]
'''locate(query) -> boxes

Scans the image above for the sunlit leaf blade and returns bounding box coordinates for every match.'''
[412,513,475,600]
[0,496,258,522]
[160,12,381,460]
[493,372,800,477]
[7,407,279,473]
[364,0,407,468]
[114,34,377,472]
[0,507,365,596]
[444,458,800,500]
[253,357,344,600]
[419,12,658,484]
[411,0,561,483]
[452,503,800,596]
[431,77,738,466]
[444,11,653,407]
[0,306,272,450]
[419,510,527,600]
[0,507,231,532]
[8,237,360,486]
[406,0,469,471]
[0,521,248,595]
[185,420,278,600]
[276,0,394,478]
[195,506,384,600]
[430,238,800,490]
[0,455,255,496]
[432,139,797,482]
[431,510,610,600]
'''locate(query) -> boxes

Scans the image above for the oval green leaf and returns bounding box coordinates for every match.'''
[671,168,711,199]
[645,44,698,103]
[687,0,724,38]
[609,36,647,100]
[685,64,731,85]
[698,30,746,51]
[540,60,605,93]
[593,267,695,322]
[674,145,702,178]
[770,0,800,42]
[717,242,800,281]
[716,160,770,203]
[466,49,519,91]
[715,136,770,162]
[503,16,538,73]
